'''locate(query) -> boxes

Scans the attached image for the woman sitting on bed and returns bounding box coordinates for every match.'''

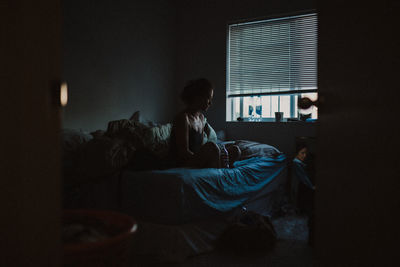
[171,78,240,168]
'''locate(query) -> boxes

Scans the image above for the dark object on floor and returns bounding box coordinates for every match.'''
[217,211,277,254]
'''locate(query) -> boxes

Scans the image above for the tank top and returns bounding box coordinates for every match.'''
[170,128,204,153]
[188,128,204,154]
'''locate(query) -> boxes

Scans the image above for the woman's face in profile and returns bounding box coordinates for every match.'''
[198,89,214,112]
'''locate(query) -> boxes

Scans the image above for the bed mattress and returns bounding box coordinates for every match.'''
[119,155,287,224]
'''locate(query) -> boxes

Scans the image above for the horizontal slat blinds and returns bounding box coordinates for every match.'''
[228,13,317,97]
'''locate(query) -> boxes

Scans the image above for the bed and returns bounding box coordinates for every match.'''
[61,117,289,262]
[119,155,286,224]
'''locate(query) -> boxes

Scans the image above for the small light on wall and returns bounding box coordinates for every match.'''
[60,82,68,107]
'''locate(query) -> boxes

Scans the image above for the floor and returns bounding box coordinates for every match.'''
[131,214,313,267]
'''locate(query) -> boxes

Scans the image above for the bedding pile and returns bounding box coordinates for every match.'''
[61,111,219,187]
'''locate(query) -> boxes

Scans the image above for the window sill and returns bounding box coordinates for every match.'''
[227,118,318,123]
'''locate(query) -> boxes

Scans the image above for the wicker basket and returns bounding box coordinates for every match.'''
[62,209,137,267]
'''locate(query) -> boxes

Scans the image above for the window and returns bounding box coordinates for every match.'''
[226,13,318,122]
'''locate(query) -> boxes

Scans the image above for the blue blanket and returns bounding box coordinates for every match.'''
[121,155,287,224]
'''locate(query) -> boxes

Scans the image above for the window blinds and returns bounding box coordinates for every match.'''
[227,13,317,97]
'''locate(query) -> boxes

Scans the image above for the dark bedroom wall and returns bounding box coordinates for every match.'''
[175,0,316,155]
[62,0,178,132]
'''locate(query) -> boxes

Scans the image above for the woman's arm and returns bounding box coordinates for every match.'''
[174,113,194,162]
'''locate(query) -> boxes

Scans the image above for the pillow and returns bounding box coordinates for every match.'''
[129,110,157,127]
[105,119,146,149]
[105,115,172,159]
[235,140,282,160]
[142,123,172,158]
[61,128,92,153]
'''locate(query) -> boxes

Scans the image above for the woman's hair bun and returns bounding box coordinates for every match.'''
[181,78,213,104]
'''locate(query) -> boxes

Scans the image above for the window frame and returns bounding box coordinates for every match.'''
[226,10,318,122]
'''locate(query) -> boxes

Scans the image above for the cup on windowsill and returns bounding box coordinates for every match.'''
[275,112,283,122]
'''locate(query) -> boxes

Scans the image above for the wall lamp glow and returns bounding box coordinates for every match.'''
[60,81,68,107]
[52,81,68,107]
